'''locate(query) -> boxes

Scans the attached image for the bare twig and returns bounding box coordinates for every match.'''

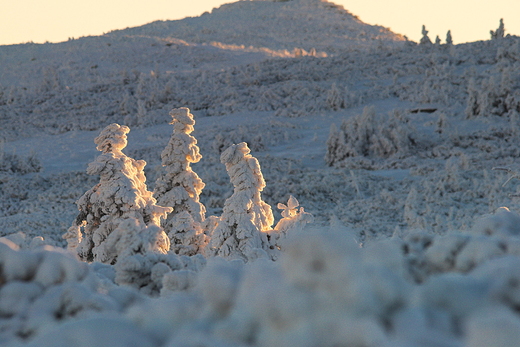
[493,167,520,197]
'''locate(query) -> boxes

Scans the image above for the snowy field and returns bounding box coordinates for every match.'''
[2,0,520,346]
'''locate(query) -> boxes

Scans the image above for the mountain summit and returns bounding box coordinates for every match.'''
[109,0,405,53]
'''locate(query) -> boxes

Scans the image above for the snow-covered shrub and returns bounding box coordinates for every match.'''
[154,108,207,256]
[125,293,204,346]
[396,205,520,281]
[37,66,62,94]
[0,232,47,250]
[269,195,314,252]
[212,128,266,153]
[435,112,450,134]
[423,232,470,274]
[325,83,345,111]
[453,236,506,272]
[23,317,158,347]
[465,77,480,118]
[206,142,275,261]
[474,71,519,119]
[391,55,465,106]
[472,207,520,237]
[325,106,417,166]
[0,152,41,174]
[65,123,171,264]
[465,306,520,347]
[0,239,133,343]
[471,256,520,311]
[203,229,409,347]
[114,250,206,296]
[417,273,491,325]
[469,76,502,118]
[210,119,298,155]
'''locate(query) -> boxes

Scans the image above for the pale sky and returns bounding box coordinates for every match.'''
[1,0,518,46]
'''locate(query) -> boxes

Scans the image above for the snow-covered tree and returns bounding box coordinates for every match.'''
[490,18,505,40]
[446,30,453,45]
[465,69,519,119]
[64,123,171,264]
[420,25,432,45]
[465,77,480,118]
[435,35,441,45]
[326,83,345,111]
[206,142,274,261]
[154,107,207,256]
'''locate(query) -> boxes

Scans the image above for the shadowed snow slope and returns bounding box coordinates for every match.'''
[108,0,405,53]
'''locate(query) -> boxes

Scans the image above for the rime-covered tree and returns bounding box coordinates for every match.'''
[446,30,453,45]
[490,19,505,40]
[326,83,345,111]
[154,107,207,256]
[420,25,432,45]
[206,142,274,261]
[64,123,171,264]
[465,77,479,119]
[325,107,416,166]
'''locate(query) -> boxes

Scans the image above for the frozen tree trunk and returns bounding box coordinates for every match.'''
[206,142,274,261]
[154,107,207,256]
[64,123,171,264]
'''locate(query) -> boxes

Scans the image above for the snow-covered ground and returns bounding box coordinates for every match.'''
[1,0,520,346]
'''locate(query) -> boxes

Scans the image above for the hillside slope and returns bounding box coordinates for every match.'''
[108,0,406,53]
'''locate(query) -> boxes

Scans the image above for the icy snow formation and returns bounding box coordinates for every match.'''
[154,107,207,256]
[65,124,171,264]
[206,142,276,261]
[2,1,520,346]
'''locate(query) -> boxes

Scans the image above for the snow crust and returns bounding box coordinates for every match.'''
[0,3,520,346]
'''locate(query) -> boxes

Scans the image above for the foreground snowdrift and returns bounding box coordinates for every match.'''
[2,2,520,345]
[3,208,520,347]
